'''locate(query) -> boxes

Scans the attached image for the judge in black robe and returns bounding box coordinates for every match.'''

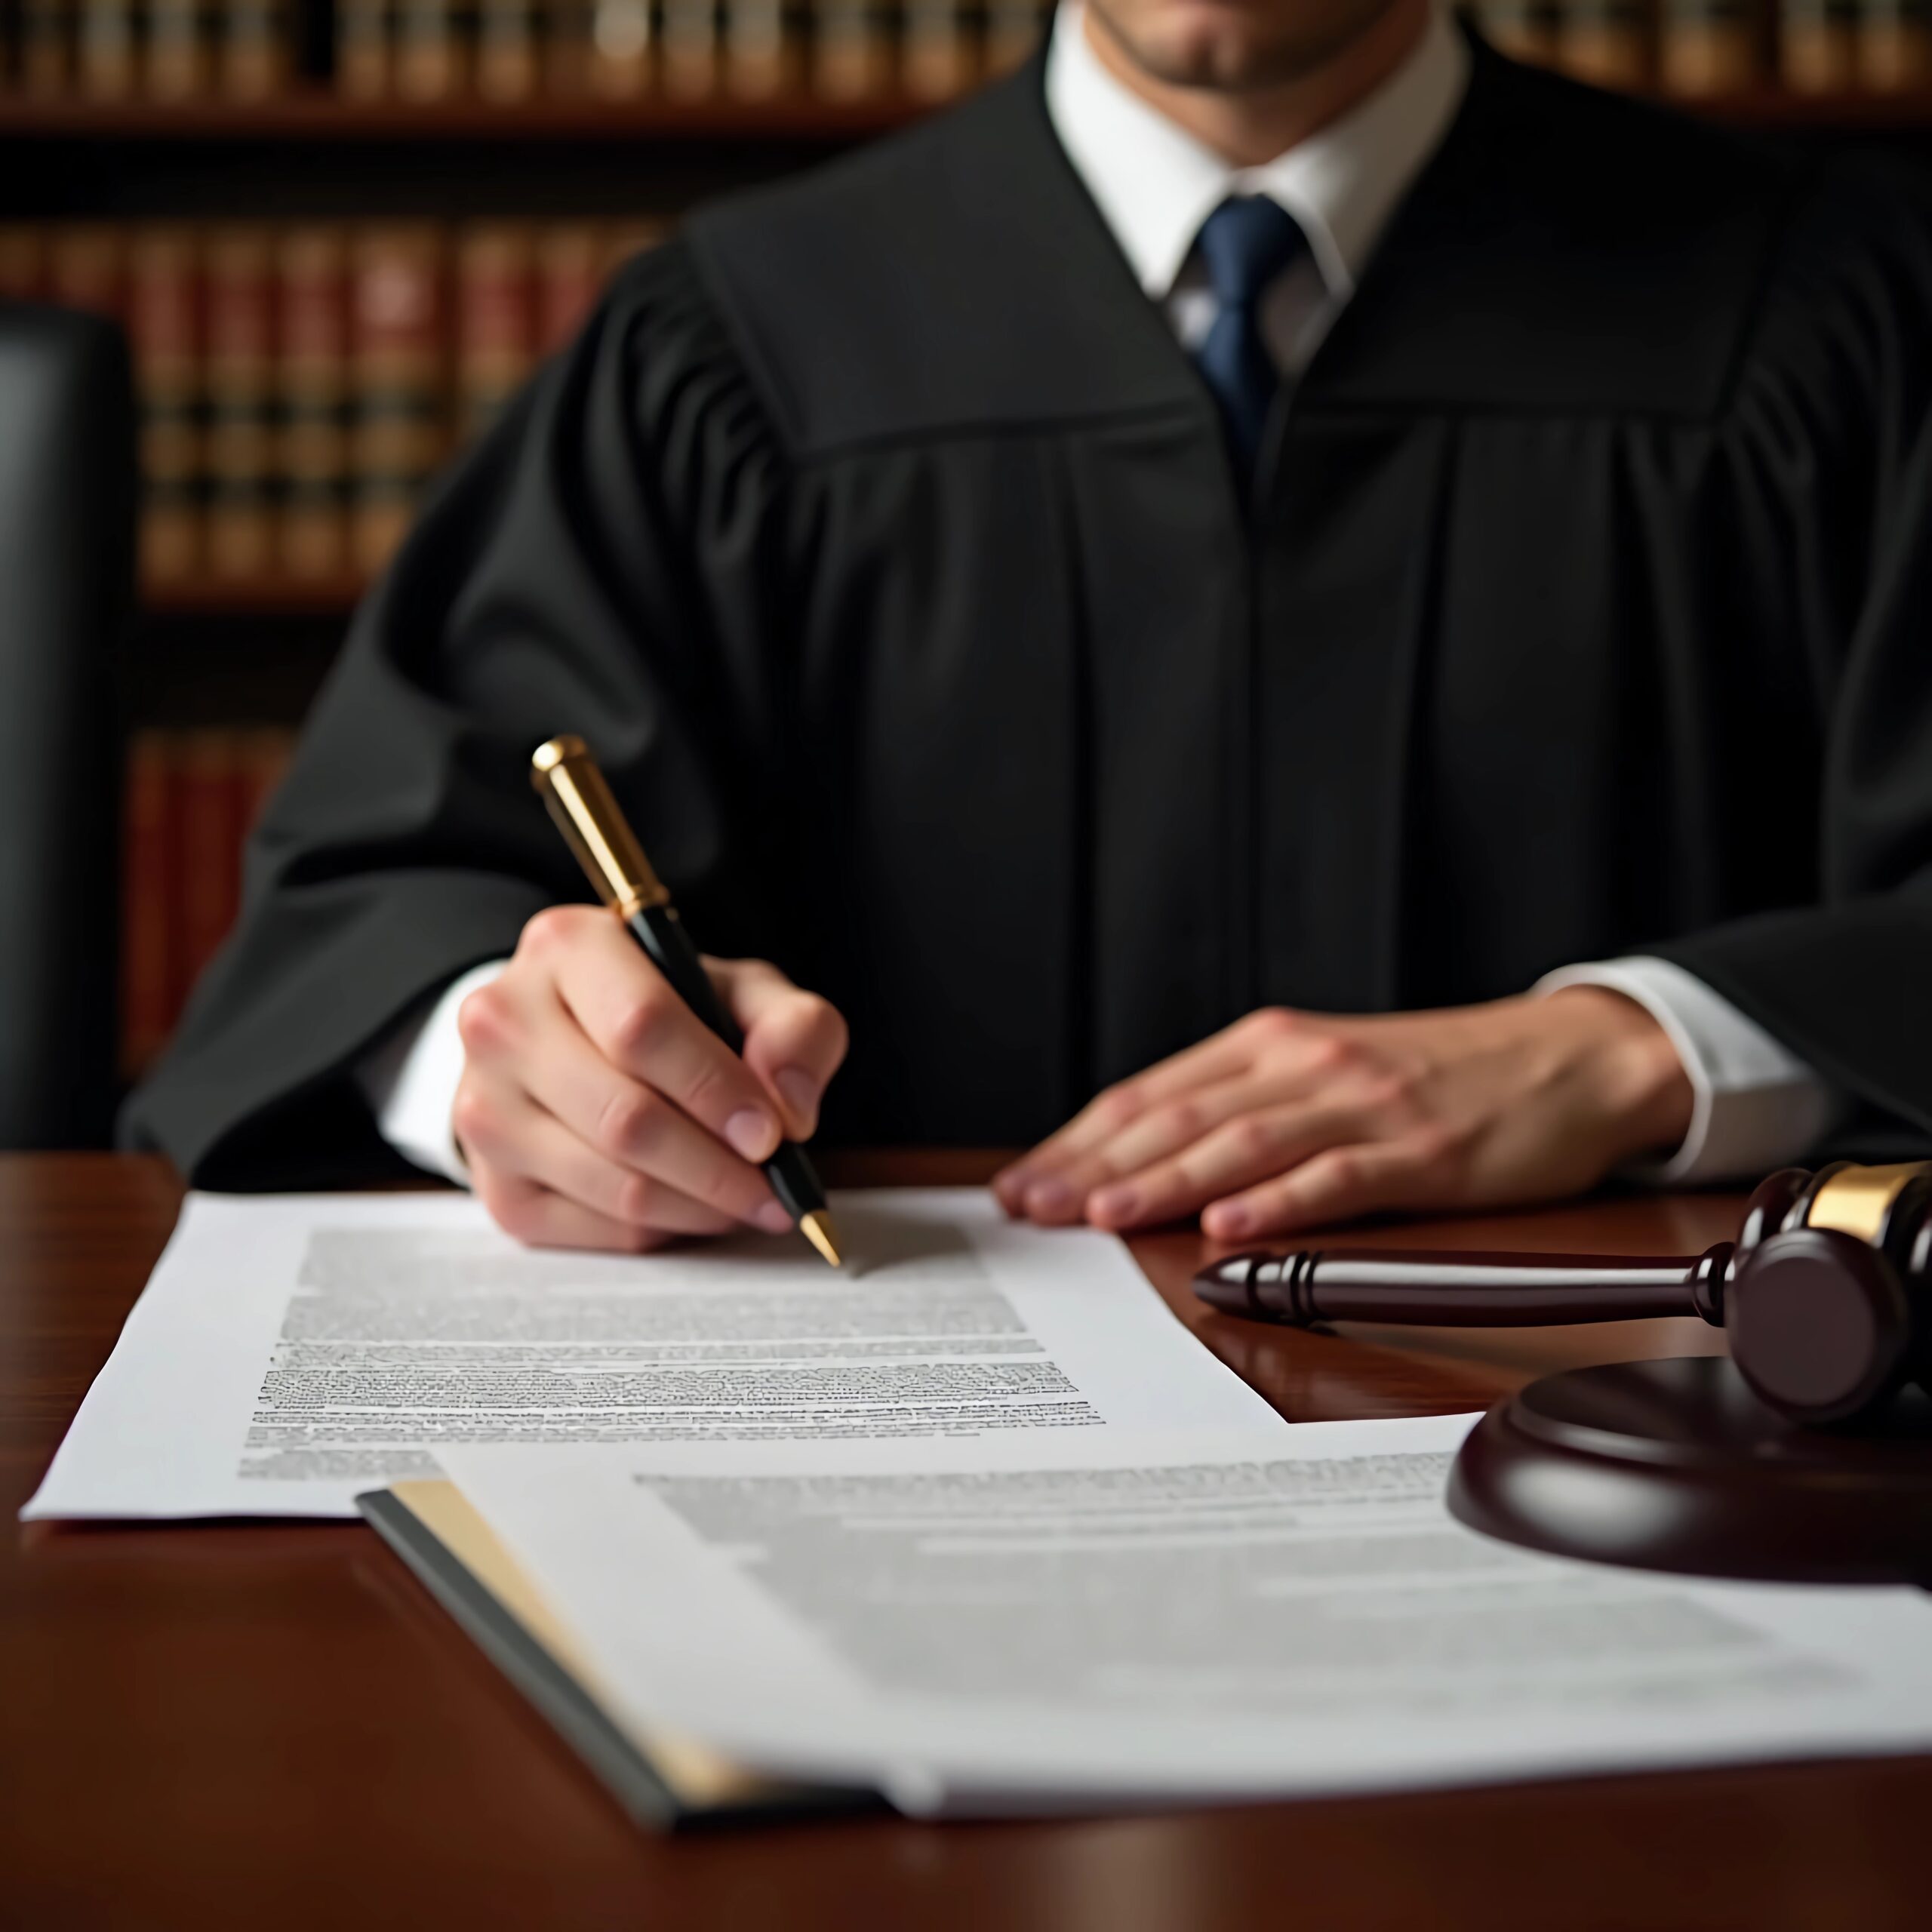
[128,30,1932,1206]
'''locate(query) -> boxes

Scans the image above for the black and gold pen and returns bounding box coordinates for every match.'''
[531,735,843,1269]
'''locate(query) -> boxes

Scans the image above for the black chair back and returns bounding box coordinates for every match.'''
[0,303,136,1148]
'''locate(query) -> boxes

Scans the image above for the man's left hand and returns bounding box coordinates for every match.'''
[992,991,1695,1240]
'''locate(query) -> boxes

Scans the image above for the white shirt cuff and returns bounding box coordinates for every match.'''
[353,959,509,1185]
[1534,955,1843,1184]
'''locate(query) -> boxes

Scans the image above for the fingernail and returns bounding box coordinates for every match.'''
[756,1201,795,1235]
[724,1109,779,1161]
[1025,1177,1074,1217]
[1209,1204,1251,1238]
[1090,1186,1136,1224]
[774,1068,819,1134]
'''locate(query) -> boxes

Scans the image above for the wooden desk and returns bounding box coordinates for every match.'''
[3,1152,1927,1930]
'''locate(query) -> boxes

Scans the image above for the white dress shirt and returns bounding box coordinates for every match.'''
[359,2,1841,1186]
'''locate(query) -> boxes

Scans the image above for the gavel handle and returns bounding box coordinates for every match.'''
[1194,1244,1734,1328]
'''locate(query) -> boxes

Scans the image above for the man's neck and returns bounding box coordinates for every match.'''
[1082,0,1434,168]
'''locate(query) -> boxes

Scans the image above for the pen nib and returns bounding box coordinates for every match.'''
[799,1210,844,1269]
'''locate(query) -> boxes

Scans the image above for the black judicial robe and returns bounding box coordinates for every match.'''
[128,38,1932,1185]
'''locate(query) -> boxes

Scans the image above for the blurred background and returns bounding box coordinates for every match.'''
[0,0,1927,1151]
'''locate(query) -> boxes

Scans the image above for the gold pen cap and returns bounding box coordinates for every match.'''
[531,736,669,920]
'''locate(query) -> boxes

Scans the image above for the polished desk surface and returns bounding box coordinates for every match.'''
[3,1152,1927,1931]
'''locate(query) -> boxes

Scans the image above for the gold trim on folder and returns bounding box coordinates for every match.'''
[388,1479,777,1808]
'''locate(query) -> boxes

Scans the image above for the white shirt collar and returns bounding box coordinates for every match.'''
[1045,2,1470,304]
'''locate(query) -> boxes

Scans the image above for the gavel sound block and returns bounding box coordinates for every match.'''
[1194,1163,1932,1586]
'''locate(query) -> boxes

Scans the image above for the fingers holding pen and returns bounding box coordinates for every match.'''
[528,906,787,1165]
[716,955,850,1141]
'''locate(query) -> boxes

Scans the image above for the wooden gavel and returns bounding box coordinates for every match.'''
[1194,1161,1932,1428]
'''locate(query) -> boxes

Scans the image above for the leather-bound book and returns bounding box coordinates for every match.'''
[205,226,278,583]
[278,224,351,581]
[1554,0,1651,82]
[584,0,651,93]
[17,0,75,91]
[811,0,891,98]
[146,0,212,97]
[46,223,125,321]
[536,220,604,352]
[121,731,177,1078]
[127,226,205,591]
[350,224,448,577]
[1469,0,1562,62]
[902,0,973,96]
[174,730,242,1019]
[476,0,540,96]
[456,223,536,446]
[1659,0,1764,89]
[222,0,291,95]
[0,227,45,302]
[983,0,1048,74]
[1858,0,1932,84]
[1779,0,1857,86]
[76,0,138,95]
[724,0,789,97]
[337,0,394,95]
[395,0,474,97]
[662,0,718,95]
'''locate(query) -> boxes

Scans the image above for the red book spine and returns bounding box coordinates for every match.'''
[537,222,605,355]
[205,226,279,583]
[278,225,352,583]
[128,226,205,592]
[174,729,241,1022]
[122,731,177,1078]
[351,223,448,577]
[457,222,537,447]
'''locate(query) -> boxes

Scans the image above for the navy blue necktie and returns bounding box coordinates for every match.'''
[1192,195,1309,475]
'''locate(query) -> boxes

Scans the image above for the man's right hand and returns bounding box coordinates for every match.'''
[451,906,849,1252]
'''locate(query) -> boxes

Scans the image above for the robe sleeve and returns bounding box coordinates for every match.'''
[122,241,800,1186]
[1653,162,1932,1152]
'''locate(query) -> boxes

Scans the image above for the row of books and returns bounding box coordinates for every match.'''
[1469,0,1932,92]
[1,218,662,589]
[123,727,295,1074]
[0,0,1052,101]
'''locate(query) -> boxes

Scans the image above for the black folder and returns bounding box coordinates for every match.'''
[357,1480,885,1832]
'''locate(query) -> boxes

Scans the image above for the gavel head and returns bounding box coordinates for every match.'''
[1726,1162,1932,1426]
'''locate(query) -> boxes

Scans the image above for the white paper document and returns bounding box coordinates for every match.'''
[442,1417,1932,1814]
[23,1188,1283,1520]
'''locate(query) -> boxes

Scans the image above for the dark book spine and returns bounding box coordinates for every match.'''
[395,0,474,95]
[278,223,351,581]
[723,0,789,96]
[903,0,973,98]
[47,223,126,321]
[222,0,292,96]
[583,0,650,92]
[352,223,448,577]
[661,0,716,94]
[122,730,177,1078]
[337,0,393,96]
[1554,0,1653,84]
[76,0,139,96]
[128,225,205,591]
[0,226,45,303]
[17,0,76,91]
[205,225,278,583]
[476,0,539,95]
[174,729,241,1017]
[1660,0,1765,91]
[1779,0,1858,87]
[535,220,604,353]
[146,0,213,97]
[456,221,535,446]
[1857,0,1932,84]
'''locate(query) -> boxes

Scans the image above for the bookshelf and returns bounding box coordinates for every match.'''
[4,1,1929,1075]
